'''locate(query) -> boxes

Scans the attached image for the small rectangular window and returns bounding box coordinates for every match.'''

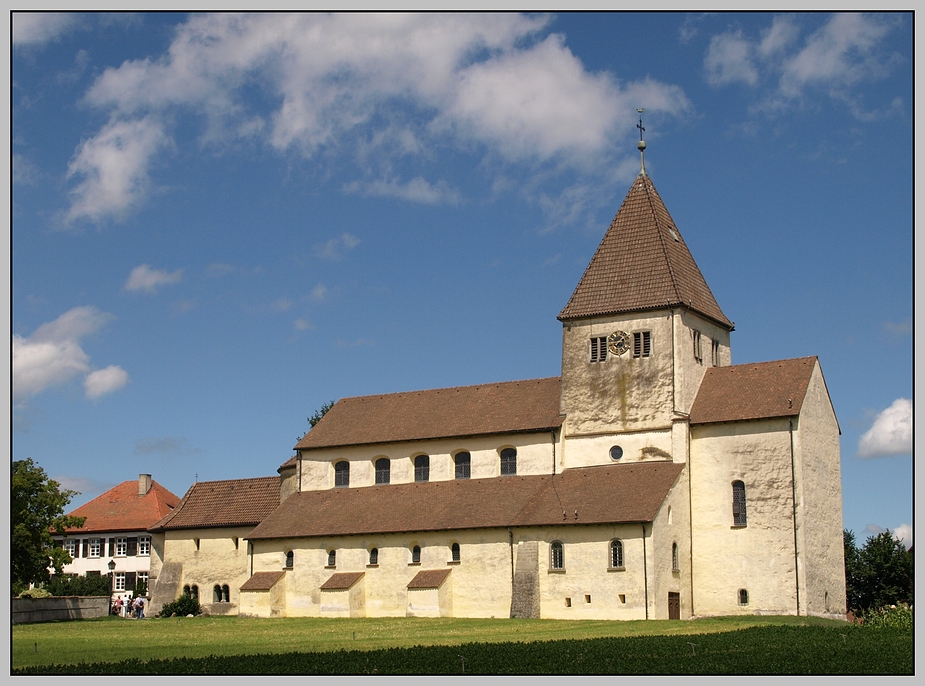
[116,538,127,557]
[89,539,101,558]
[590,336,608,363]
[693,330,703,362]
[712,339,721,366]
[114,572,126,592]
[633,331,651,358]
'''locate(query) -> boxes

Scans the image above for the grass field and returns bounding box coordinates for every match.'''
[13,614,860,671]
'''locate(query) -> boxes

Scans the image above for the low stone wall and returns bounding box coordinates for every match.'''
[12,596,110,624]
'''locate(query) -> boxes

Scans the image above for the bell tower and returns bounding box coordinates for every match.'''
[558,123,733,464]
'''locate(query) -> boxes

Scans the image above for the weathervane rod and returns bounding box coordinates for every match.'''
[636,108,647,175]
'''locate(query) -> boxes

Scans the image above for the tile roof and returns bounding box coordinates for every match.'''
[321,572,365,590]
[240,571,285,591]
[63,479,180,534]
[407,569,452,589]
[149,476,280,532]
[293,377,563,453]
[248,462,683,541]
[689,357,820,425]
[558,173,733,329]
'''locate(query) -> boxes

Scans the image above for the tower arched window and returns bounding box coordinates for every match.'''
[454,452,471,480]
[550,541,564,570]
[500,448,517,476]
[732,480,747,527]
[610,539,624,569]
[375,458,390,485]
[334,461,350,488]
[414,455,429,482]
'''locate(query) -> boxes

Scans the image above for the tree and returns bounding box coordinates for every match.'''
[844,528,914,616]
[11,459,85,594]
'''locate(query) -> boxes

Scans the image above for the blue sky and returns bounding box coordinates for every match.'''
[11,12,913,548]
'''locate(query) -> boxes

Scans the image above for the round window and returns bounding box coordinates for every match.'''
[610,445,623,461]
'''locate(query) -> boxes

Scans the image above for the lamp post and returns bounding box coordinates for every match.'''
[108,559,116,597]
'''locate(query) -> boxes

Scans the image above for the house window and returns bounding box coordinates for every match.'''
[450,542,461,563]
[590,336,608,363]
[64,539,77,557]
[116,538,127,557]
[414,454,430,482]
[327,549,336,567]
[500,448,517,476]
[138,536,150,556]
[369,548,379,566]
[672,542,679,572]
[88,538,101,558]
[550,541,564,570]
[334,461,350,488]
[454,452,471,480]
[375,458,390,485]
[610,539,624,569]
[693,330,703,362]
[733,480,747,527]
[285,550,294,569]
[411,545,421,564]
[633,331,651,358]
[138,572,148,590]
[114,572,126,591]
[738,588,749,605]
[712,339,721,366]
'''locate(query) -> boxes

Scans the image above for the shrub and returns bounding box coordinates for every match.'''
[159,594,202,618]
[18,587,52,598]
[863,603,913,630]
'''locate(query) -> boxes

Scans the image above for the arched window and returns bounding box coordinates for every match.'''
[327,549,336,567]
[454,452,471,480]
[191,584,199,600]
[334,461,350,488]
[221,584,230,603]
[732,480,747,527]
[183,584,191,596]
[550,541,564,570]
[213,584,222,602]
[369,548,379,565]
[610,539,624,569]
[671,542,679,572]
[451,542,461,562]
[414,455,430,482]
[500,447,517,476]
[375,458,390,485]
[285,550,294,569]
[411,545,421,564]
[738,588,749,605]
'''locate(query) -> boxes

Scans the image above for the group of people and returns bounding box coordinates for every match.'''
[111,595,146,619]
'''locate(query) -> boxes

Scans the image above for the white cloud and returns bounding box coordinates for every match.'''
[704,31,758,86]
[892,524,913,549]
[134,436,191,455]
[309,284,328,301]
[12,306,125,402]
[84,365,130,399]
[858,398,912,457]
[70,13,691,224]
[294,318,314,331]
[704,13,901,119]
[12,12,82,47]
[124,264,183,293]
[66,116,170,224]
[315,233,360,261]
[345,176,461,205]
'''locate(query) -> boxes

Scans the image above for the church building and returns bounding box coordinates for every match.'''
[148,142,846,621]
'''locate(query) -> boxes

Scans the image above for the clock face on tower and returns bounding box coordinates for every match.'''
[608,330,630,356]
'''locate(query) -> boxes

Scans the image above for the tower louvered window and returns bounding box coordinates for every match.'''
[733,481,747,527]
[500,448,517,476]
[633,331,651,358]
[590,336,608,362]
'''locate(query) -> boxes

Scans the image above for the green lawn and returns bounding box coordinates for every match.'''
[13,614,847,670]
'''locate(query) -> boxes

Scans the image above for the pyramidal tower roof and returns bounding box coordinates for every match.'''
[558,170,733,330]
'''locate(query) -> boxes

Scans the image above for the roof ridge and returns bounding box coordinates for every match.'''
[340,376,562,403]
[643,174,684,306]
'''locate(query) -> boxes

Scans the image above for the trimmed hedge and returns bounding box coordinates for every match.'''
[12,624,913,675]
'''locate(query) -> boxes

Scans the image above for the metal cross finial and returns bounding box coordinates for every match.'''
[636,108,647,175]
